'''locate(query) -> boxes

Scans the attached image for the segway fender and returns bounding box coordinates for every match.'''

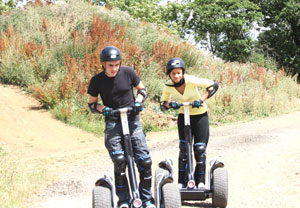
[208,159,225,191]
[95,174,113,188]
[158,159,174,175]
[95,174,117,208]
[210,160,224,173]
[155,159,175,208]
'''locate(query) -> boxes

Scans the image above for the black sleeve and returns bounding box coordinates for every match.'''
[128,67,140,87]
[87,76,98,97]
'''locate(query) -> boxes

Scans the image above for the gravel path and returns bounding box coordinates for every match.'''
[35,111,300,208]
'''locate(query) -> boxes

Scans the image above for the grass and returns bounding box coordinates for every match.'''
[0,1,300,207]
[0,147,54,208]
[1,1,298,133]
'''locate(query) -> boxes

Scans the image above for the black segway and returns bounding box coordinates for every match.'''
[92,107,143,208]
[92,107,181,208]
[171,102,228,208]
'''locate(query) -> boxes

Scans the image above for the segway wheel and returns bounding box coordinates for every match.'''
[92,186,112,208]
[161,183,181,208]
[212,168,228,208]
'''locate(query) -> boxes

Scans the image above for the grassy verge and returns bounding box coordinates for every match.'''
[0,147,54,208]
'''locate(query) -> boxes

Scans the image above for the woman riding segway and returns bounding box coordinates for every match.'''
[160,57,219,190]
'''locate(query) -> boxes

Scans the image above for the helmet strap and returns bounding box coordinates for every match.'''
[166,77,185,87]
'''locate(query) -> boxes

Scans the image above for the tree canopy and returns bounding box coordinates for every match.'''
[184,0,262,62]
[0,0,16,14]
[250,0,300,75]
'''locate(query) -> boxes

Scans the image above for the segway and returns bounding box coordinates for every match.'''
[170,102,228,208]
[92,107,181,208]
[92,107,143,208]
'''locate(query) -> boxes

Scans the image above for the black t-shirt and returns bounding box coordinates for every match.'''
[88,66,140,121]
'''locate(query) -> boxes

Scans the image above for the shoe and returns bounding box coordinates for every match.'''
[119,203,129,208]
[197,182,205,190]
[144,200,155,208]
[178,183,185,189]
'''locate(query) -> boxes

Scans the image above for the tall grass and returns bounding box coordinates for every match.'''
[0,147,52,208]
[0,0,299,130]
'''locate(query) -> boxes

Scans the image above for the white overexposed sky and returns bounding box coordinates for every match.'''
[159,0,179,6]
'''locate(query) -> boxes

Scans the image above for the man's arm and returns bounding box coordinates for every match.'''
[88,96,105,113]
[135,81,147,103]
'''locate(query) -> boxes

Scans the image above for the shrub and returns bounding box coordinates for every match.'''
[0,0,300,134]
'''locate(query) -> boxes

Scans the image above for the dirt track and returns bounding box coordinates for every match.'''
[1,84,300,208]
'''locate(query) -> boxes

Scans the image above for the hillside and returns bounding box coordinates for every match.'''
[0,1,299,136]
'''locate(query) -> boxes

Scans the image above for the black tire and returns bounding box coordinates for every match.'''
[162,183,181,208]
[212,168,228,208]
[92,186,112,208]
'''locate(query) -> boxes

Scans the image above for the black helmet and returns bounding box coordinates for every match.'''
[100,46,122,62]
[166,58,185,75]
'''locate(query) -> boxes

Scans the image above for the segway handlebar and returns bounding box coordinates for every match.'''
[101,106,137,117]
[111,107,133,115]
[168,101,203,108]
[178,102,193,107]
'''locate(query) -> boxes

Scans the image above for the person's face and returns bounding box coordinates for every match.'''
[169,68,183,83]
[103,60,121,77]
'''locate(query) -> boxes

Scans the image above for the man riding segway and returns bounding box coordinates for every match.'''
[88,46,155,208]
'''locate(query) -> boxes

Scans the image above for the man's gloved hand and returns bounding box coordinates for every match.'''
[102,107,113,117]
[133,102,143,113]
[192,99,203,108]
[169,101,180,109]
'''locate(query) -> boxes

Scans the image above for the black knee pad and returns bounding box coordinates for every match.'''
[194,143,206,162]
[111,152,127,185]
[138,156,152,189]
[138,156,152,172]
[179,139,186,152]
[194,143,206,184]
[179,140,187,169]
[179,140,187,160]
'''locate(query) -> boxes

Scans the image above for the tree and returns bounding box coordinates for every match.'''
[250,0,300,76]
[0,0,16,14]
[160,1,191,38]
[184,0,262,62]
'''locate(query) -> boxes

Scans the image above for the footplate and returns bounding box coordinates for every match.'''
[180,188,211,200]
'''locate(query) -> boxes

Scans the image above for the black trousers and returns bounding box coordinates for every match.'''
[177,112,209,184]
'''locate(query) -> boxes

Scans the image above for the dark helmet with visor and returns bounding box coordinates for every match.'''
[166,58,185,75]
[100,46,122,62]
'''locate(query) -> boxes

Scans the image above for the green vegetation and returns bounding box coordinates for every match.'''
[100,0,300,78]
[250,0,300,75]
[0,0,15,14]
[0,147,52,208]
[0,1,299,206]
[0,0,299,134]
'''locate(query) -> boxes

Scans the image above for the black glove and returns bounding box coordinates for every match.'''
[169,101,180,109]
[160,101,169,111]
[192,99,203,108]
[133,102,143,113]
[102,107,113,117]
